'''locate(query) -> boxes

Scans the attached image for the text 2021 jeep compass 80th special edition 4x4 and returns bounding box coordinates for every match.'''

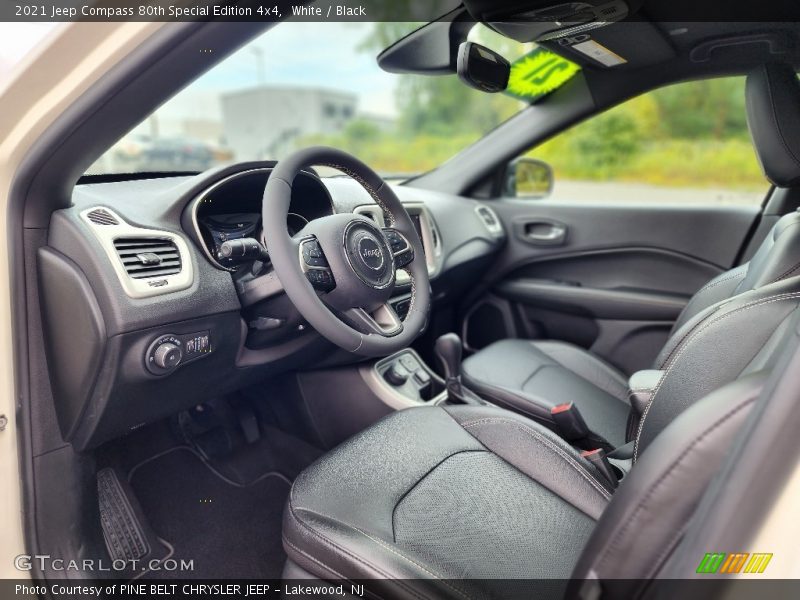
[3,2,800,600]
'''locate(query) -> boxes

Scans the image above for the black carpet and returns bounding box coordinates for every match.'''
[128,447,292,579]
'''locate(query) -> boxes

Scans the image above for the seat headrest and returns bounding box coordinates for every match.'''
[746,63,800,187]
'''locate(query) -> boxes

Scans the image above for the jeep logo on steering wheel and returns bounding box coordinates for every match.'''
[358,237,384,270]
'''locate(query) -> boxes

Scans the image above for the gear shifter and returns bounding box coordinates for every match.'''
[434,333,484,405]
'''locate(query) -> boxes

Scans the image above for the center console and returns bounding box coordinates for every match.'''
[360,349,446,409]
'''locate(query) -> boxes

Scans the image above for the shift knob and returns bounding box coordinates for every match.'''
[434,333,463,381]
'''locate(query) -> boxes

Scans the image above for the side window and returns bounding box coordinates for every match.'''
[512,77,767,205]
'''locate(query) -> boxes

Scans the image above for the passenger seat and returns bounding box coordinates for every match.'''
[462,63,800,447]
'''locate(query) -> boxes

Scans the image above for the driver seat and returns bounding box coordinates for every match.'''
[282,360,773,598]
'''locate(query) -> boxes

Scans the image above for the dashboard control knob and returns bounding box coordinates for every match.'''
[153,342,182,370]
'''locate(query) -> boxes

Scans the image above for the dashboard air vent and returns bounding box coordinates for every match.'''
[86,208,119,226]
[113,237,182,279]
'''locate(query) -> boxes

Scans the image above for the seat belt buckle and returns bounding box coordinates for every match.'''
[581,448,619,488]
[550,402,589,442]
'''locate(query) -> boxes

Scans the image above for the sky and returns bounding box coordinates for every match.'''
[0,21,400,124]
[148,22,401,129]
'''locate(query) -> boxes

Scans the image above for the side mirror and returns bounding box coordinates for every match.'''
[505,158,554,199]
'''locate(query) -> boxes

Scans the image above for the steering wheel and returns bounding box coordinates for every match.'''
[261,147,431,357]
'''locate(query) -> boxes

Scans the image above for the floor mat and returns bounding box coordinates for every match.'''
[128,447,291,579]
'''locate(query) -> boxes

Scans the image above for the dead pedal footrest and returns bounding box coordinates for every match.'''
[97,468,152,563]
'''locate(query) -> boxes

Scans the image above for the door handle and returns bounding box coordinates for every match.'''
[514,219,568,246]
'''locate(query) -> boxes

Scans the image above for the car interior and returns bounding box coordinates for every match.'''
[11,1,800,598]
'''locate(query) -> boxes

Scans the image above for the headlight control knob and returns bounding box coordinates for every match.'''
[153,342,182,370]
[146,335,184,374]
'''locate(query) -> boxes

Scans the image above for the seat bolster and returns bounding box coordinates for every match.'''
[284,505,468,598]
[446,405,614,520]
[669,264,748,334]
[642,281,800,455]
[569,373,764,594]
[283,407,486,594]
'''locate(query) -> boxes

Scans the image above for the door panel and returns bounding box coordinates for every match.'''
[464,200,762,375]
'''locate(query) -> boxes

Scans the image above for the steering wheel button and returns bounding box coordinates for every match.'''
[395,249,414,268]
[302,240,323,258]
[305,255,328,267]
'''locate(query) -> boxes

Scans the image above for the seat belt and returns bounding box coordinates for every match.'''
[550,402,615,452]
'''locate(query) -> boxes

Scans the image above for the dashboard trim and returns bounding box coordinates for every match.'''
[79,207,194,299]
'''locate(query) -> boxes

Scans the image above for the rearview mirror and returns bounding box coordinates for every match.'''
[456,42,510,93]
[505,158,554,198]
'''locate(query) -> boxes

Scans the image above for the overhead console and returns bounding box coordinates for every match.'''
[465,0,638,43]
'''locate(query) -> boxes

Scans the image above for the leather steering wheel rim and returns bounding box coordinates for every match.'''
[261,146,431,357]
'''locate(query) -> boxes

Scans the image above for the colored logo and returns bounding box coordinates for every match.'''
[505,49,580,102]
[696,552,773,574]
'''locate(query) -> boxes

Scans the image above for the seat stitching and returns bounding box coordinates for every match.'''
[772,260,800,282]
[662,268,749,368]
[404,267,417,318]
[597,397,756,576]
[286,505,433,600]
[658,304,724,368]
[282,535,350,581]
[290,505,473,600]
[634,291,800,460]
[460,418,612,500]
[662,291,800,370]
[391,450,488,543]
[672,269,744,324]
[287,507,397,579]
[694,269,746,293]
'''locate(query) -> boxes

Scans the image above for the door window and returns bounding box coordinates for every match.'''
[521,77,766,205]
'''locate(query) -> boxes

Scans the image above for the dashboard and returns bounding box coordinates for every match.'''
[38,161,506,450]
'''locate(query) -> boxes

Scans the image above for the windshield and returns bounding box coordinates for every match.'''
[87,23,534,178]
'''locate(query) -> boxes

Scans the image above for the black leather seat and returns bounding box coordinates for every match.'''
[461,63,800,447]
[282,367,773,598]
